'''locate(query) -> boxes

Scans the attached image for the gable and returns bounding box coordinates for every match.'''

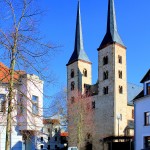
[140,69,150,83]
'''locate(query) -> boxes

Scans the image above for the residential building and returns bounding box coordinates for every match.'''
[66,0,142,150]
[37,118,68,150]
[0,62,44,150]
[134,69,150,150]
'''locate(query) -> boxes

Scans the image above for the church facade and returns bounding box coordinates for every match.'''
[66,0,139,150]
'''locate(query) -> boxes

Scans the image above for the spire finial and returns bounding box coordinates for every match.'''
[67,1,90,65]
[98,0,125,50]
[107,0,117,32]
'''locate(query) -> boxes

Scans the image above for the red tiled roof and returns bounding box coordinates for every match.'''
[43,119,60,125]
[0,62,25,83]
[61,132,68,137]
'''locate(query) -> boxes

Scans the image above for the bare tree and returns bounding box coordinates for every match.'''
[0,0,56,150]
[68,90,95,150]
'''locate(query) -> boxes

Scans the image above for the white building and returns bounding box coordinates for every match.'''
[0,62,44,150]
[134,69,150,150]
[38,118,68,150]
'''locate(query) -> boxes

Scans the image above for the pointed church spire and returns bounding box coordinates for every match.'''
[98,0,125,50]
[67,1,90,66]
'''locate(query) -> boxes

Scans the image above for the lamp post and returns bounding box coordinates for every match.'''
[64,143,67,150]
[117,114,122,137]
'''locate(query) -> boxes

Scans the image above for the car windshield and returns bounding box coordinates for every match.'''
[71,148,77,150]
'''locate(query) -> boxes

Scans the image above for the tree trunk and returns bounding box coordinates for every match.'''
[5,44,16,150]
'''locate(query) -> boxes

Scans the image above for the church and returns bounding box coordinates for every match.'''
[66,0,142,150]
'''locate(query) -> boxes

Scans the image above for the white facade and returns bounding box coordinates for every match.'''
[0,63,44,150]
[35,119,68,150]
[134,75,150,150]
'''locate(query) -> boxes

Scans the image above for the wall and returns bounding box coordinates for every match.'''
[134,95,150,150]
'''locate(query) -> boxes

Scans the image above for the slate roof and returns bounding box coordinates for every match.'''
[127,83,143,104]
[133,90,144,100]
[67,1,91,66]
[140,69,150,83]
[84,81,142,103]
[134,69,150,100]
[98,0,125,50]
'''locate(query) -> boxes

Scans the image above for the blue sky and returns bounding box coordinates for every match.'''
[39,0,150,95]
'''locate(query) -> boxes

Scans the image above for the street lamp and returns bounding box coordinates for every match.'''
[64,143,67,150]
[117,114,122,137]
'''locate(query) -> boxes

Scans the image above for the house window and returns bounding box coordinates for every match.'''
[118,55,122,64]
[103,71,108,80]
[32,95,38,115]
[145,112,150,126]
[147,83,150,95]
[92,101,95,109]
[71,82,75,91]
[71,97,75,104]
[41,137,43,141]
[71,69,74,78]
[55,128,58,133]
[103,86,108,95]
[47,145,50,150]
[144,136,150,148]
[103,56,108,65]
[118,70,122,79]
[0,94,6,112]
[19,94,24,115]
[83,69,87,77]
[119,86,123,94]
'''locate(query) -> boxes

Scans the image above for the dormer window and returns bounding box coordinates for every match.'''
[71,69,74,78]
[71,82,75,91]
[83,69,87,77]
[147,83,150,95]
[103,56,108,65]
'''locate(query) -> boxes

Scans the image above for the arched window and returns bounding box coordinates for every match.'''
[71,69,74,78]
[118,55,122,64]
[103,56,108,65]
[119,86,123,94]
[103,71,108,80]
[83,69,87,77]
[71,97,75,104]
[103,86,108,95]
[118,70,122,79]
[71,81,75,91]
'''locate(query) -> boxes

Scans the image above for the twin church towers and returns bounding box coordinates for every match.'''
[66,0,133,149]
